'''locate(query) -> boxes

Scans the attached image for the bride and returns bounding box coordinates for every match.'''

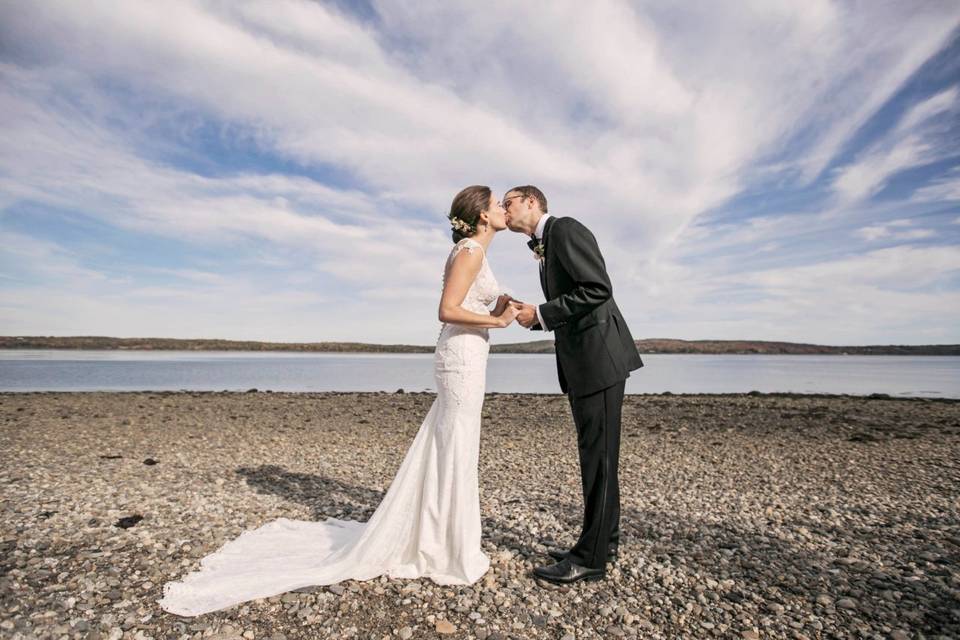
[159,186,519,616]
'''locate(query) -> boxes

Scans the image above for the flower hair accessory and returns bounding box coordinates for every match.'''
[449,216,475,235]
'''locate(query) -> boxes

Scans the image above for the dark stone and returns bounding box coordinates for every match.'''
[115,515,144,529]
[292,586,322,594]
[143,458,159,465]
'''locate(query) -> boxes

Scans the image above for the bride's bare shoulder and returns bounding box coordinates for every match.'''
[444,239,481,274]
[447,238,484,262]
[456,237,484,252]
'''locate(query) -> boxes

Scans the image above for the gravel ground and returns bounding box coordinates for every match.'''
[1,391,958,640]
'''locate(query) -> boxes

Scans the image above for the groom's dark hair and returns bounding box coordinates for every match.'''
[507,185,547,213]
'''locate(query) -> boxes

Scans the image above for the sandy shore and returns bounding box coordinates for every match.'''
[1,391,958,639]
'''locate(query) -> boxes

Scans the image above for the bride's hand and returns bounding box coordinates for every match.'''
[492,293,515,316]
[497,303,521,328]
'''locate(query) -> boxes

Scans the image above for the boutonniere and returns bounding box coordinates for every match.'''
[532,242,545,261]
[527,237,545,261]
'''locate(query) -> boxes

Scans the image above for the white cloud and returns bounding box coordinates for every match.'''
[855,218,935,242]
[0,68,452,289]
[0,229,118,286]
[744,245,960,289]
[833,136,930,203]
[856,225,889,241]
[897,86,959,132]
[790,5,960,182]
[627,244,960,344]
[913,167,960,203]
[1,1,959,343]
[898,229,936,240]
[886,218,913,227]
[833,86,959,204]
[3,1,956,242]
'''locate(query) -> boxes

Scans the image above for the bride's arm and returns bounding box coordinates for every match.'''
[439,249,518,328]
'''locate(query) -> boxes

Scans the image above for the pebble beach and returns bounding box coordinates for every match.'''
[1,390,958,639]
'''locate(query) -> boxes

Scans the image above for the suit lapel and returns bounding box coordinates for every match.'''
[539,216,557,300]
[538,254,547,298]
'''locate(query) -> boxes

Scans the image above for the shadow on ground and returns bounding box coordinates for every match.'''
[237,464,958,635]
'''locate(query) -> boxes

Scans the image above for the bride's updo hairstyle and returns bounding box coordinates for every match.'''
[448,185,491,243]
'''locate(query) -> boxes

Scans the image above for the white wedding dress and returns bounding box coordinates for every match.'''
[159,237,498,616]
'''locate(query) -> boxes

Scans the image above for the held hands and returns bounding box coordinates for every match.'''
[510,301,540,328]
[492,293,538,328]
[497,301,521,328]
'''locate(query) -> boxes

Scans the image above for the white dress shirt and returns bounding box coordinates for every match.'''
[533,214,551,331]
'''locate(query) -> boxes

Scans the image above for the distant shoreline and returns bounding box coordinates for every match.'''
[2,336,958,355]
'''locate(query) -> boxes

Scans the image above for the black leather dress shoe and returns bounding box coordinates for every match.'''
[533,558,605,584]
[547,544,618,564]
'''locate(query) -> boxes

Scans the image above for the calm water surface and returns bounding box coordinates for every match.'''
[1,350,957,397]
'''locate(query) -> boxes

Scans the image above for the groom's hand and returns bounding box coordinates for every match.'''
[513,302,539,328]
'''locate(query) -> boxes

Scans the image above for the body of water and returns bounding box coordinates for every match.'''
[0,350,957,397]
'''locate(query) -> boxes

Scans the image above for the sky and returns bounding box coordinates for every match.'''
[1,0,959,346]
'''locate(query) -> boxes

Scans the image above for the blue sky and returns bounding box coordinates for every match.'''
[1,1,959,345]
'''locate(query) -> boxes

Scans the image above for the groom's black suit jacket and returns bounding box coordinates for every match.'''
[533,216,643,397]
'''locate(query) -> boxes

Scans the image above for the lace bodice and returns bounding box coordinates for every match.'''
[434,237,497,410]
[441,238,500,318]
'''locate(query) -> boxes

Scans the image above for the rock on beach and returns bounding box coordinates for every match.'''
[1,390,958,638]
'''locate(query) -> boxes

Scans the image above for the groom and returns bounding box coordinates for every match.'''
[504,185,643,585]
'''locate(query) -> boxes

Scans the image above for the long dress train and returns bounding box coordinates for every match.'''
[158,237,498,616]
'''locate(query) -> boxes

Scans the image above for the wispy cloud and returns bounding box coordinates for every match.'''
[913,166,960,203]
[855,219,936,242]
[832,87,958,204]
[1,1,959,344]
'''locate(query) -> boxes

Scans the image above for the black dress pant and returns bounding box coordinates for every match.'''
[566,379,625,570]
